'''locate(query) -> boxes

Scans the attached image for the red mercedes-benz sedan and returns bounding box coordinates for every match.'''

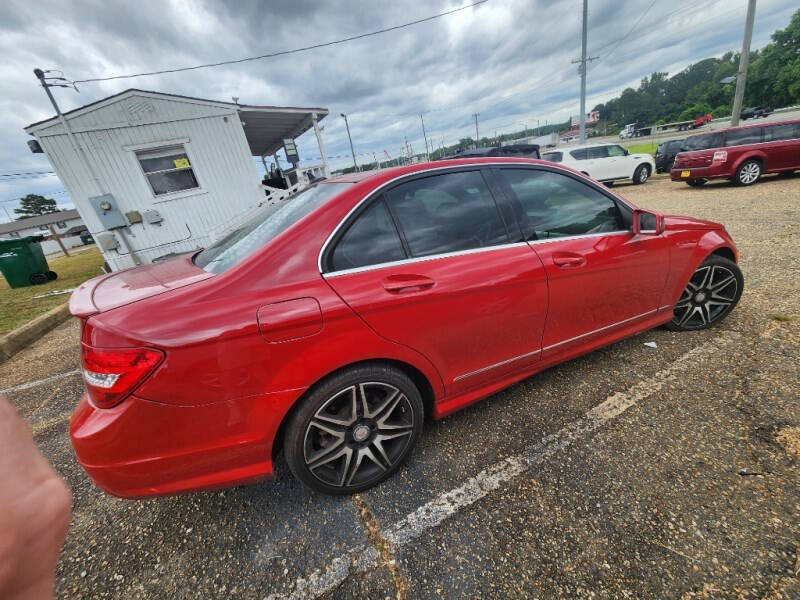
[69,158,743,497]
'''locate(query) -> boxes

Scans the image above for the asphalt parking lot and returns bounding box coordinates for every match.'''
[1,173,799,599]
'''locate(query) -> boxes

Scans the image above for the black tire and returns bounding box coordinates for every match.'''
[46,271,57,281]
[29,272,48,285]
[632,163,651,185]
[734,159,762,186]
[686,179,707,187]
[664,255,743,331]
[284,364,424,495]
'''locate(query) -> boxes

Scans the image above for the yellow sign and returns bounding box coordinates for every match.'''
[680,170,691,178]
[173,158,190,168]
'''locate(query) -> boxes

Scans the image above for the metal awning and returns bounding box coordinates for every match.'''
[237,106,328,157]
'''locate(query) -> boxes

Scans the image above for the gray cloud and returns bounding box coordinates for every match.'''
[0,0,796,218]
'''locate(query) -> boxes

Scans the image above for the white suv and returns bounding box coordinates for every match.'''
[542,143,655,185]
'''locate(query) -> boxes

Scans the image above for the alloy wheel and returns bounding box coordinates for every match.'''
[639,166,649,182]
[739,161,760,184]
[672,264,738,329]
[303,382,415,488]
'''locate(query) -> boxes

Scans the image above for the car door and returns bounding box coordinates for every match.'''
[606,144,632,178]
[763,123,800,170]
[586,146,613,180]
[323,168,549,395]
[493,166,672,356]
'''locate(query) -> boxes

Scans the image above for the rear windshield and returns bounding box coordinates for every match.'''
[194,182,351,274]
[683,133,722,151]
[542,152,563,163]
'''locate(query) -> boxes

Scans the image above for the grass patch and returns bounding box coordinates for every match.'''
[625,142,658,156]
[772,313,794,322]
[0,246,104,334]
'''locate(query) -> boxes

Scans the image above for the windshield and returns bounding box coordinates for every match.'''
[194,182,351,274]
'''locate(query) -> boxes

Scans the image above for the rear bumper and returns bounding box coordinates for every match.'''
[69,388,303,498]
[670,166,730,181]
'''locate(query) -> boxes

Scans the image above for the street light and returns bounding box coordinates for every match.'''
[340,113,359,172]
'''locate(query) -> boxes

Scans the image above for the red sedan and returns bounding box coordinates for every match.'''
[69,158,743,497]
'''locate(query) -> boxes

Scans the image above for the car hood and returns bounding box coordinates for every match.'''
[69,255,213,317]
[663,215,724,231]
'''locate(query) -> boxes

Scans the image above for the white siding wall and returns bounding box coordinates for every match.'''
[34,95,264,270]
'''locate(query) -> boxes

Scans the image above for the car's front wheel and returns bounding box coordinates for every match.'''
[284,365,423,494]
[665,256,743,331]
[633,163,651,184]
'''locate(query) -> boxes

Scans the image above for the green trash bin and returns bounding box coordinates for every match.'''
[0,235,57,288]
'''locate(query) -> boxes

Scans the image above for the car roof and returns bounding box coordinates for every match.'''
[559,142,617,151]
[325,156,553,185]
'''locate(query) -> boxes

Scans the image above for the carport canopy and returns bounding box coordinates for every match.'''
[237,105,328,160]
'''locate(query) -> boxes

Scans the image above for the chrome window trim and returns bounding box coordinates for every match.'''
[318,161,636,276]
[324,241,531,278]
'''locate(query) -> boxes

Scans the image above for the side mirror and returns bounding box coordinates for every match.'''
[623,149,629,156]
[633,209,665,235]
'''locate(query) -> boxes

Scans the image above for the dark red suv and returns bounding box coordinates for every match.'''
[671,119,800,186]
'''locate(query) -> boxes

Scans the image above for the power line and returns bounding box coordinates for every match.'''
[0,170,55,178]
[600,0,658,63]
[72,0,489,84]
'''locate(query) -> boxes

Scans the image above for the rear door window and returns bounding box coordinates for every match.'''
[684,133,723,151]
[570,149,588,160]
[587,146,609,159]
[725,127,763,147]
[497,168,625,240]
[330,199,406,271]
[384,170,508,258]
[542,152,563,163]
[765,124,798,141]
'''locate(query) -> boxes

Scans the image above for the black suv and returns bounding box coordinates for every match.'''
[655,138,685,173]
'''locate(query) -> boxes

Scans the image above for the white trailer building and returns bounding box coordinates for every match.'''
[25,89,329,271]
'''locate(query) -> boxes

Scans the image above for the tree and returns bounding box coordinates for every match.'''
[14,194,59,219]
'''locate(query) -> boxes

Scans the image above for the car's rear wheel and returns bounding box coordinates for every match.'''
[686,179,707,187]
[665,256,743,331]
[734,159,761,186]
[633,164,651,184]
[284,365,423,495]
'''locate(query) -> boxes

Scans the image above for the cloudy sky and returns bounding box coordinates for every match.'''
[0,0,796,220]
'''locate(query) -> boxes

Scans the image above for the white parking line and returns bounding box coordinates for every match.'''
[0,369,81,395]
[271,331,739,599]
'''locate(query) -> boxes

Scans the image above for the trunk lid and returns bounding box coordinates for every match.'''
[69,255,213,317]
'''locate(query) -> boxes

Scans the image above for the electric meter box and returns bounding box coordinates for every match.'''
[88,194,127,229]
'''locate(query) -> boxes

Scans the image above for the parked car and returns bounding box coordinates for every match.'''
[440,144,540,160]
[655,138,685,173]
[671,119,800,186]
[740,106,772,120]
[542,143,655,185]
[69,157,742,497]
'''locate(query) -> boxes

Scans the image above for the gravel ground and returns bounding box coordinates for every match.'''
[1,173,798,599]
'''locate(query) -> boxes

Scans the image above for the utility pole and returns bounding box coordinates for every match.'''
[473,113,480,145]
[373,151,381,170]
[731,0,757,127]
[572,0,598,144]
[33,68,141,265]
[340,113,358,172]
[419,113,430,161]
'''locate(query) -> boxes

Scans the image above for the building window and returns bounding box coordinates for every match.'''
[136,145,199,196]
[8,231,20,238]
[39,224,50,231]
[56,221,66,228]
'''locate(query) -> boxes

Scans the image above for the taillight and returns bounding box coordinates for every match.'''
[81,345,164,408]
